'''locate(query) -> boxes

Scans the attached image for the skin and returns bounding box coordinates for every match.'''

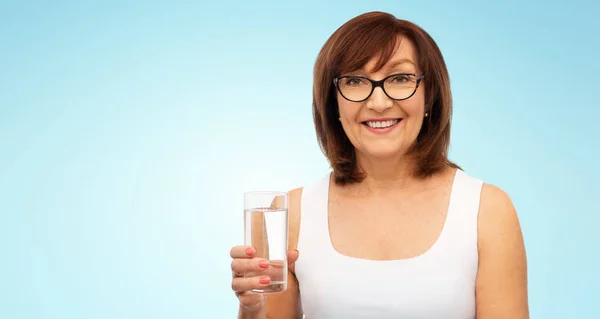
[230,36,529,318]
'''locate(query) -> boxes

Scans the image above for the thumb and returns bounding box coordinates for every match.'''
[287,249,299,265]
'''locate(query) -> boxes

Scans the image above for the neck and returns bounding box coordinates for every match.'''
[351,153,419,196]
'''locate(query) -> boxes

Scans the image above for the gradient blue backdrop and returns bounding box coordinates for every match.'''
[1,1,598,318]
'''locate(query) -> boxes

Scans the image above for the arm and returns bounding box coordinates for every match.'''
[475,184,529,318]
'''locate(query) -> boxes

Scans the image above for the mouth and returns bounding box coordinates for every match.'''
[361,118,402,134]
[362,119,401,129]
[362,118,402,134]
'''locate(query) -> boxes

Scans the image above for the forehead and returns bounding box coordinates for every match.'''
[362,36,418,74]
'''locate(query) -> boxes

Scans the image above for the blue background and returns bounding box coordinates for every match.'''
[1,0,598,318]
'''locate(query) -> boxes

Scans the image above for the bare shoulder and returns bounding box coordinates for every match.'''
[478,183,523,243]
[476,183,530,318]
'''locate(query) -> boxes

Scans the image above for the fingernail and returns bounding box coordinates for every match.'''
[259,276,271,284]
[258,260,269,268]
[245,247,255,256]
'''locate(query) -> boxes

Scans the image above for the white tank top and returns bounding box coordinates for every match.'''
[294,169,483,318]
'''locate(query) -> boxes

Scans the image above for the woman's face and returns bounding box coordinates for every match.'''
[336,37,426,161]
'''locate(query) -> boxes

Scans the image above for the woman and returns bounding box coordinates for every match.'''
[230,11,529,318]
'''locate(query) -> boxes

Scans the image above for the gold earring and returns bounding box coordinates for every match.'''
[424,112,429,117]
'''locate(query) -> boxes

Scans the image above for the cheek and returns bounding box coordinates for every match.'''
[400,98,426,138]
[336,101,364,145]
[404,94,426,117]
[337,100,360,122]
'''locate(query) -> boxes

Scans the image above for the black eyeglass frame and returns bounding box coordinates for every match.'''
[332,73,425,102]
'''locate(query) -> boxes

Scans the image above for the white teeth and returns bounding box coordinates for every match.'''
[365,119,399,128]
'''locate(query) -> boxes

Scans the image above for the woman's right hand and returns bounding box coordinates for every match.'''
[230,245,299,312]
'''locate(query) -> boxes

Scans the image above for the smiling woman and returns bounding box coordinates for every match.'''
[229,11,529,319]
[313,17,458,185]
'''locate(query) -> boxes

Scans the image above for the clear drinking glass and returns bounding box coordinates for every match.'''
[244,191,289,293]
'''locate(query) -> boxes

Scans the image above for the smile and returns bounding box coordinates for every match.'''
[361,118,402,134]
[364,119,400,128]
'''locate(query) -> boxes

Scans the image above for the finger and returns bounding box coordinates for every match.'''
[231,275,271,292]
[230,246,256,259]
[231,258,270,275]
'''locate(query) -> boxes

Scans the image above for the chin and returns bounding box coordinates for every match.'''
[360,146,406,159]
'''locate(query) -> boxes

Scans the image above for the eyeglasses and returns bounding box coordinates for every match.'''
[333,73,425,102]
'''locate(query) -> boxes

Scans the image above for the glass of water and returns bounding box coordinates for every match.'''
[244,191,289,294]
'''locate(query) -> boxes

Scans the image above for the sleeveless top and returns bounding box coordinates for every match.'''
[294,169,483,318]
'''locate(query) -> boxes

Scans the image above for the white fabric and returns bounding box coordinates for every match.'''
[294,169,483,318]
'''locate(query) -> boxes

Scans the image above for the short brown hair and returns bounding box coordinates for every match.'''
[312,11,459,185]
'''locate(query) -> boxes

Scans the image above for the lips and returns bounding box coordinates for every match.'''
[360,118,402,134]
[363,119,400,128]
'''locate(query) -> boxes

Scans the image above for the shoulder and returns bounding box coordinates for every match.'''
[477,181,526,264]
[480,182,513,209]
[478,183,527,280]
[286,172,329,251]
[287,172,331,248]
[289,187,304,201]
[478,183,522,242]
[455,168,520,233]
[459,169,526,264]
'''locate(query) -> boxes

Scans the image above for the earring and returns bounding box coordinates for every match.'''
[424,112,429,118]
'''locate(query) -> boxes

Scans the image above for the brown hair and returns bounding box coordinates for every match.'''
[312,11,460,185]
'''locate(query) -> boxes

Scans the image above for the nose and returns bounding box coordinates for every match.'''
[366,86,393,112]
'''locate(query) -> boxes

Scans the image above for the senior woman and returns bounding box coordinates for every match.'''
[229,11,529,319]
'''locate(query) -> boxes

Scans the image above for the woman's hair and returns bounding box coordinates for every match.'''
[312,11,460,185]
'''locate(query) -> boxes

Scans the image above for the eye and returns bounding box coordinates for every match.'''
[390,74,412,84]
[342,77,367,86]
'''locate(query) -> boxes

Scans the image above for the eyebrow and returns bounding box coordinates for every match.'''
[386,58,416,68]
[353,58,416,75]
